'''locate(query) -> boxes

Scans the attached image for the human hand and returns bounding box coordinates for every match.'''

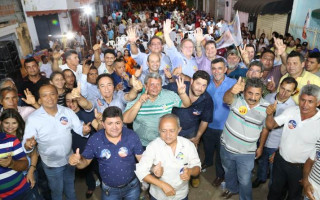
[127,27,139,43]
[230,77,245,95]
[0,155,12,168]
[152,161,163,178]
[131,76,143,92]
[163,19,173,35]
[266,100,277,116]
[194,28,205,44]
[25,136,37,151]
[69,148,81,166]
[160,181,176,196]
[180,167,191,181]
[176,76,186,95]
[274,37,286,56]
[21,88,36,105]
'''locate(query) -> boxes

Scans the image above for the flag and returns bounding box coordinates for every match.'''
[302,9,311,39]
[216,29,236,49]
[228,11,242,46]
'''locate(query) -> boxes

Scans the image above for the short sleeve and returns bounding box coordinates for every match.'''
[82,134,98,159]
[274,107,293,127]
[132,132,144,155]
[124,93,141,112]
[186,141,201,169]
[200,95,213,123]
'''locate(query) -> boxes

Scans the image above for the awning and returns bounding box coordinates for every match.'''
[26,10,68,17]
[234,0,294,15]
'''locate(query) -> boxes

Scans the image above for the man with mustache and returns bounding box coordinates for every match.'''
[225,49,247,80]
[220,78,269,199]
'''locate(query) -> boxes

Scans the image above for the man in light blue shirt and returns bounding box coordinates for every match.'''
[163,19,198,80]
[23,84,91,200]
[203,58,236,187]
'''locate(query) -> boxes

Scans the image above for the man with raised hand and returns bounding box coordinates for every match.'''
[127,27,172,72]
[163,19,198,80]
[69,106,143,200]
[221,78,269,199]
[267,84,320,200]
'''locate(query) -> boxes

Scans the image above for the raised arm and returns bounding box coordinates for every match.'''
[194,28,205,58]
[274,37,288,75]
[265,100,279,130]
[127,27,139,55]
[223,77,245,105]
[163,19,174,48]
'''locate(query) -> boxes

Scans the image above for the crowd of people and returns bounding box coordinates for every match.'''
[1,5,320,200]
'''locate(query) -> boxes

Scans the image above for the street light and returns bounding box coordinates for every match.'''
[83,5,93,48]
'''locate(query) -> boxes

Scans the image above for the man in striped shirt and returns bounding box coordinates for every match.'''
[220,78,269,200]
[0,133,40,200]
[123,72,191,147]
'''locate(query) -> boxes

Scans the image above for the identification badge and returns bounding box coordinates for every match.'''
[288,120,297,129]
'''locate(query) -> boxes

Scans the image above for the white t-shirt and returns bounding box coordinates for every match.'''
[275,106,320,163]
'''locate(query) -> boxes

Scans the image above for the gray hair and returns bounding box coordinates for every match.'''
[144,72,163,85]
[300,84,320,102]
[0,78,15,89]
[159,113,180,128]
[244,78,264,91]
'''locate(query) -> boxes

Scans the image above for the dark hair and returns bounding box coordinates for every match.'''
[96,73,114,86]
[124,49,131,56]
[296,44,302,48]
[24,57,38,67]
[296,38,301,43]
[272,31,279,38]
[147,36,163,48]
[102,106,123,121]
[287,51,305,63]
[38,84,58,97]
[192,70,210,84]
[244,78,264,91]
[260,49,275,59]
[64,50,78,60]
[309,52,320,64]
[204,40,217,48]
[280,77,298,91]
[48,48,53,52]
[114,58,125,65]
[50,71,64,81]
[0,87,18,102]
[41,55,47,61]
[248,61,264,72]
[0,109,25,141]
[89,66,98,71]
[104,49,116,57]
[62,69,77,88]
[211,58,226,67]
[246,44,255,50]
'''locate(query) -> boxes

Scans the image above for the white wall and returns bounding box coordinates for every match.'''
[20,0,39,49]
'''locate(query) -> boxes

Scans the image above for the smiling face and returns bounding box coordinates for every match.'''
[286,56,305,78]
[38,85,58,110]
[1,117,18,135]
[205,43,217,60]
[181,40,194,58]
[147,53,160,73]
[103,117,123,138]
[50,73,65,89]
[244,86,262,108]
[211,61,227,82]
[145,78,162,98]
[149,38,163,54]
[98,76,115,99]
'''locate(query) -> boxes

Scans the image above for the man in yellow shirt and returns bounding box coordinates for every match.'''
[278,51,320,104]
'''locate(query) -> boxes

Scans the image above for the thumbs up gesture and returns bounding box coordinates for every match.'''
[131,75,143,92]
[69,148,81,166]
[231,77,245,95]
[71,82,81,99]
[266,100,277,116]
[180,166,191,181]
[82,122,92,135]
[152,161,163,178]
[25,136,37,151]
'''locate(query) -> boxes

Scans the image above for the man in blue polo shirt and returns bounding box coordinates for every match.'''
[203,58,237,187]
[163,70,213,188]
[69,106,143,200]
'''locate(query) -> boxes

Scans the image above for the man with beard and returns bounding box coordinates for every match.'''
[202,58,237,187]
[225,49,247,80]
[221,78,269,199]
[163,70,213,187]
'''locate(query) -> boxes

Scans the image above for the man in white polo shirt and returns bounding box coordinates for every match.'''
[266,84,320,200]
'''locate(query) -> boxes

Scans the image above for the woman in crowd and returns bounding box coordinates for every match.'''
[50,71,70,106]
[123,49,137,75]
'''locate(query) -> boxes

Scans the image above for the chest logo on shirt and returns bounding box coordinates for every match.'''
[97,99,104,106]
[179,167,185,174]
[316,151,320,160]
[176,152,184,160]
[162,104,168,110]
[193,66,198,71]
[288,120,297,129]
[238,106,248,115]
[118,147,128,157]
[100,149,111,159]
[60,117,68,125]
[192,109,201,116]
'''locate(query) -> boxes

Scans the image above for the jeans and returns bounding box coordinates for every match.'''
[15,187,42,200]
[268,152,303,200]
[150,195,188,200]
[101,177,140,200]
[42,162,76,200]
[257,147,277,183]
[220,146,255,200]
[202,128,224,178]
[36,159,51,200]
